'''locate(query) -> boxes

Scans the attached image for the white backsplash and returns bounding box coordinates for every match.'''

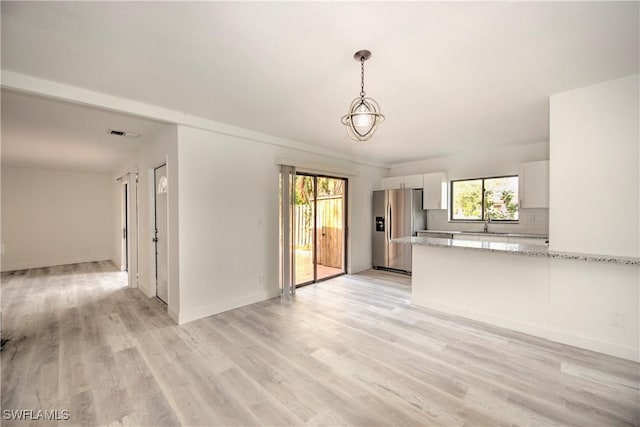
[425,208,549,236]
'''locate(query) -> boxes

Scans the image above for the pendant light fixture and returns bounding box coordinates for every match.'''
[341,50,385,142]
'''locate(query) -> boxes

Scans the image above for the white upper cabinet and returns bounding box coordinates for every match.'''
[518,160,549,208]
[403,174,424,189]
[381,176,403,190]
[381,174,424,190]
[422,172,448,210]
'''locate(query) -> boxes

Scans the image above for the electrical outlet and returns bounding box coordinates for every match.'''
[611,312,625,328]
[259,274,265,284]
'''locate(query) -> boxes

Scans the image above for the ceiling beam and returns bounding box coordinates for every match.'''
[1,70,390,169]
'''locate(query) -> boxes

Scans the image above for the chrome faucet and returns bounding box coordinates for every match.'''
[483,215,491,233]
[483,189,492,233]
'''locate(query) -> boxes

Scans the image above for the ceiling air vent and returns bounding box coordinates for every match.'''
[108,129,141,138]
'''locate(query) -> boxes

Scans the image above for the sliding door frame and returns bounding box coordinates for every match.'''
[295,172,348,288]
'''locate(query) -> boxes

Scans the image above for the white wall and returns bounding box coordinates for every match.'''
[346,164,388,272]
[547,258,638,361]
[549,74,639,257]
[135,125,180,320]
[1,167,112,271]
[412,245,639,361]
[175,125,386,324]
[111,179,123,269]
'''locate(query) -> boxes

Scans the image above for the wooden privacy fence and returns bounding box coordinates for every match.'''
[294,195,344,268]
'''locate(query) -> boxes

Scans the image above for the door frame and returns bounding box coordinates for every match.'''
[294,172,348,287]
[153,163,168,303]
[118,172,138,288]
[120,181,128,271]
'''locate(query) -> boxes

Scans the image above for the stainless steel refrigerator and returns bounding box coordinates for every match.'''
[372,189,426,273]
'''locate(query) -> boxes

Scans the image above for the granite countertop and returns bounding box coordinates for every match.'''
[393,236,640,266]
[417,230,549,239]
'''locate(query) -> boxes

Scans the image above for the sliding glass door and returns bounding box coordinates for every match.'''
[294,175,315,285]
[294,174,347,287]
[315,177,346,281]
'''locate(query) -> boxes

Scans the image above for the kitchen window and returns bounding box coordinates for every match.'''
[450,176,519,221]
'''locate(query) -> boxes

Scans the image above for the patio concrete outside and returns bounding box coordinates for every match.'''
[295,249,343,285]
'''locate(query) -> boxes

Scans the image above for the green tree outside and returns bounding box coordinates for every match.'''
[453,177,519,220]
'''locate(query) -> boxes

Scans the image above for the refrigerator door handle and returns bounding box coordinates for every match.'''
[388,202,392,241]
[385,202,389,241]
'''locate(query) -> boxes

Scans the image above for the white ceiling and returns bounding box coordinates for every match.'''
[1,90,168,172]
[1,1,638,167]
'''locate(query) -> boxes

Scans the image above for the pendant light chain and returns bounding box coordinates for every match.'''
[360,57,366,98]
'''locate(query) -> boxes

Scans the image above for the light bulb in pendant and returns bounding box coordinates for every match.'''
[354,103,373,128]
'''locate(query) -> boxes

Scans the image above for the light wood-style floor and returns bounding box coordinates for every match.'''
[2,262,639,426]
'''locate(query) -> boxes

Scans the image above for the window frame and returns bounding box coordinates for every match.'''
[449,174,519,222]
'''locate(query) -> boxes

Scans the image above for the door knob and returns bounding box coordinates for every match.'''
[152,237,158,243]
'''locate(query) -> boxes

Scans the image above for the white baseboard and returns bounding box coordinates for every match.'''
[349,265,371,274]
[168,306,180,324]
[176,288,280,325]
[415,298,548,338]
[413,297,639,362]
[1,257,112,272]
[546,327,639,362]
[110,257,126,272]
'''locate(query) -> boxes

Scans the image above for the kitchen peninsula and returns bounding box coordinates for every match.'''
[394,236,640,362]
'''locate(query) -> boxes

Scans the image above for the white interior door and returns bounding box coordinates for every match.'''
[154,164,168,303]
